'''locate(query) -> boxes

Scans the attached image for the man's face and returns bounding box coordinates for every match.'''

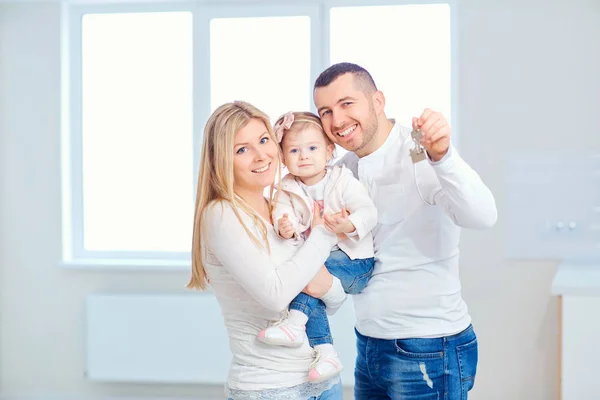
[313,73,379,155]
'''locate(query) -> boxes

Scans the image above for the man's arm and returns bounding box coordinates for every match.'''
[414,109,497,229]
[427,146,497,229]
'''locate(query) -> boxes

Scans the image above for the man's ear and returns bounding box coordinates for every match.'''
[326,143,336,162]
[372,90,386,116]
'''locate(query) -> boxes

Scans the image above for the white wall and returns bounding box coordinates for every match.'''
[0,5,223,398]
[1,0,599,399]
[458,1,600,398]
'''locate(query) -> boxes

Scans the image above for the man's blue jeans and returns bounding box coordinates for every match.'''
[354,325,479,400]
[290,249,374,347]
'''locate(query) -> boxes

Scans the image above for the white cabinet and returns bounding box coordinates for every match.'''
[552,263,600,400]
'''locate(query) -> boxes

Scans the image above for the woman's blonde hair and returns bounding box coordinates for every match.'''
[274,111,334,148]
[187,101,281,291]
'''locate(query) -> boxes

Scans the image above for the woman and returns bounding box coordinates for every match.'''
[187,101,346,400]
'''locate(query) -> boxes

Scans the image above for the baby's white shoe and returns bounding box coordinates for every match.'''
[308,350,344,383]
[257,318,305,348]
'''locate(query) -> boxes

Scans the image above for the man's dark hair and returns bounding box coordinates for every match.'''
[314,62,377,93]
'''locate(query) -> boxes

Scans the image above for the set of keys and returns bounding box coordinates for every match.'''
[410,128,426,163]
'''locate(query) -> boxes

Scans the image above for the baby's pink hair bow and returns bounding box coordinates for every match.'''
[273,112,295,143]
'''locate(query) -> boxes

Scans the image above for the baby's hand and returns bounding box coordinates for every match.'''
[278,214,295,239]
[324,208,355,234]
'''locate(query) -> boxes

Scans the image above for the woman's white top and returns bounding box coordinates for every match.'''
[202,201,344,399]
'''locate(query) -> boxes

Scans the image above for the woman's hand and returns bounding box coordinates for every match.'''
[302,266,333,298]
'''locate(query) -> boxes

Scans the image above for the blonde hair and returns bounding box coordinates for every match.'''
[187,101,281,291]
[274,111,334,148]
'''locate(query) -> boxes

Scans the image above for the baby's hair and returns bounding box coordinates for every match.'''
[274,111,335,148]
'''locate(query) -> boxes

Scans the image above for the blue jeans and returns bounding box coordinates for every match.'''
[308,381,343,399]
[354,325,478,400]
[290,250,374,347]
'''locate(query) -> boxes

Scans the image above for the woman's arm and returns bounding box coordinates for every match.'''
[303,270,347,316]
[205,202,336,312]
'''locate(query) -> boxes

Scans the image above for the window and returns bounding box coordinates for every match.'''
[330,4,451,127]
[63,1,454,268]
[65,6,194,264]
[81,12,193,254]
[210,16,312,121]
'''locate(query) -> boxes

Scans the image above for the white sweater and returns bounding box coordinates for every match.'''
[202,201,345,392]
[273,165,377,260]
[340,121,498,339]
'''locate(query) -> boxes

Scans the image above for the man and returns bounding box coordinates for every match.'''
[312,62,497,399]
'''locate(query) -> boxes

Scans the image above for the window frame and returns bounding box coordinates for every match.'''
[62,2,196,269]
[61,0,457,270]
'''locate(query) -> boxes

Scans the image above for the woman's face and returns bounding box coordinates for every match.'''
[232,118,279,195]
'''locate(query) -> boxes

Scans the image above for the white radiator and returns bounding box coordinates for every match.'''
[85,293,357,384]
[85,293,230,383]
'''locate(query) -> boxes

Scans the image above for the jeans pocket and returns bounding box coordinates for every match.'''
[390,343,444,399]
[394,340,444,360]
[456,337,478,399]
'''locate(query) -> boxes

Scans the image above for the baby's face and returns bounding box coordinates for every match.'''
[281,127,334,185]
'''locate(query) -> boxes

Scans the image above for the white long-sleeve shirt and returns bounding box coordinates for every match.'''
[202,201,345,395]
[339,121,497,339]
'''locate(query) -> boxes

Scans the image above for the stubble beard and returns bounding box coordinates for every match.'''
[352,107,379,157]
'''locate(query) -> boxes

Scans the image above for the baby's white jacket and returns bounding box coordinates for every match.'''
[273,165,377,260]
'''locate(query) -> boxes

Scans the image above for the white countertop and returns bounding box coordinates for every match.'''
[551,261,600,296]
